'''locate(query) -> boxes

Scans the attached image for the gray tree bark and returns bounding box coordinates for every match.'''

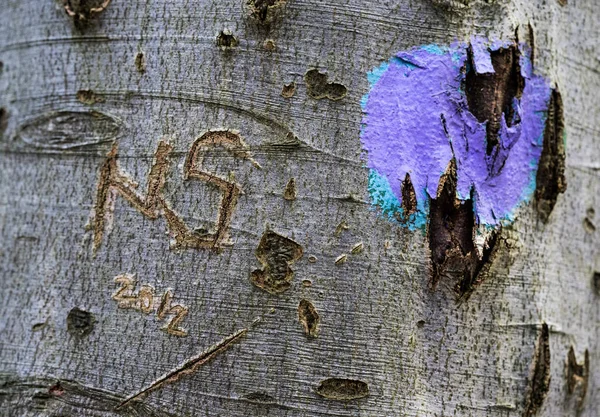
[0,0,598,416]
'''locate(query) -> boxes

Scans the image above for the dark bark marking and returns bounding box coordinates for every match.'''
[523,323,551,416]
[247,0,286,22]
[263,39,276,51]
[465,44,524,176]
[216,30,239,49]
[283,177,297,200]
[251,230,303,294]
[117,328,247,409]
[427,160,499,297]
[17,110,121,150]
[66,307,94,337]
[304,69,347,101]
[401,173,417,217]
[0,107,8,137]
[557,0,567,5]
[0,374,174,416]
[535,89,566,223]
[592,271,600,295]
[527,22,536,65]
[242,392,277,404]
[281,82,296,98]
[64,0,112,20]
[566,346,589,411]
[298,299,320,338]
[135,52,146,73]
[315,379,369,400]
[76,89,104,105]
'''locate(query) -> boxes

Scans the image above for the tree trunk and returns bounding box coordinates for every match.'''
[0,1,597,416]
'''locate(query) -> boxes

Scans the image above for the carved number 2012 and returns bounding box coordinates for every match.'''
[112,274,188,337]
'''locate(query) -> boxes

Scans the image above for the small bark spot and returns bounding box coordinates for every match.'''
[67,307,94,337]
[316,378,369,400]
[263,39,276,51]
[535,89,566,223]
[304,69,347,101]
[298,299,320,337]
[283,178,297,200]
[242,392,277,404]
[64,0,111,20]
[351,241,364,254]
[216,30,239,49]
[302,279,312,287]
[247,0,286,22]
[523,323,551,416]
[281,82,296,98]
[567,346,589,411]
[334,254,347,265]
[76,89,104,105]
[135,52,146,73]
[251,230,303,294]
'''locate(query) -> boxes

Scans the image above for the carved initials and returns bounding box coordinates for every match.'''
[91,131,258,251]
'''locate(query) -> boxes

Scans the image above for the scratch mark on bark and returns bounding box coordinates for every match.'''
[117,328,247,409]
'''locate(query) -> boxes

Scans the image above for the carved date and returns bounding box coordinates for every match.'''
[112,274,189,337]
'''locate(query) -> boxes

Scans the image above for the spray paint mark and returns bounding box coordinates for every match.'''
[361,36,553,229]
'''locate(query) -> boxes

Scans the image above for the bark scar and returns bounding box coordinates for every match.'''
[116,328,247,409]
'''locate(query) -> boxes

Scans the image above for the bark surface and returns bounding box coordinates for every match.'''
[0,1,598,416]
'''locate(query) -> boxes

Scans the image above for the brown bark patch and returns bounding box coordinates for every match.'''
[427,160,499,297]
[283,177,297,200]
[566,346,589,411]
[134,52,146,73]
[535,89,566,223]
[251,230,303,294]
[281,82,296,98]
[76,89,104,105]
[316,378,369,400]
[465,44,524,161]
[523,323,551,416]
[298,299,320,337]
[304,69,347,101]
[401,173,417,217]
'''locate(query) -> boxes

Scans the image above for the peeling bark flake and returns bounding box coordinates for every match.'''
[523,322,550,416]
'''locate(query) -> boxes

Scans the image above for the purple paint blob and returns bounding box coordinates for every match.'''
[361,37,552,226]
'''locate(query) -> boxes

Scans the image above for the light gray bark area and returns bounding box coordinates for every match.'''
[0,0,598,416]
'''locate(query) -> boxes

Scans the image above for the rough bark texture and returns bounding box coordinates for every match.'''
[0,1,598,416]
